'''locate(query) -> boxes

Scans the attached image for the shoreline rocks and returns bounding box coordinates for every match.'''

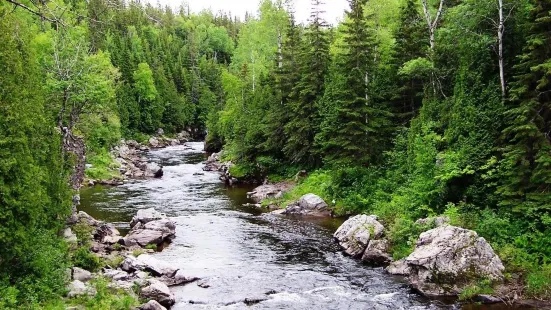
[86,130,191,186]
[271,193,332,217]
[333,215,385,258]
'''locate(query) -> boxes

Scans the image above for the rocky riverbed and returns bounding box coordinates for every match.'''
[76,143,540,309]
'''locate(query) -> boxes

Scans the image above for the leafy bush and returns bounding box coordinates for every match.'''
[72,247,102,272]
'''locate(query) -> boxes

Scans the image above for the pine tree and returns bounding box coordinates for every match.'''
[317,0,390,166]
[498,0,551,224]
[264,10,301,157]
[283,0,330,166]
[393,0,428,124]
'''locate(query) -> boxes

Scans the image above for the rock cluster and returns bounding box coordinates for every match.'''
[87,130,191,186]
[333,214,505,297]
[203,152,237,185]
[122,208,176,247]
[271,194,332,217]
[66,209,193,308]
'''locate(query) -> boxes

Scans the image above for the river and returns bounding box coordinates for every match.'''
[80,142,515,310]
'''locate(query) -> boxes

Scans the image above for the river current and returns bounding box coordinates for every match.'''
[80,142,511,310]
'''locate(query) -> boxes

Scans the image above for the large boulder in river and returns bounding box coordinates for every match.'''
[144,163,163,178]
[130,208,167,228]
[122,219,176,247]
[403,225,504,296]
[140,279,175,308]
[333,215,384,258]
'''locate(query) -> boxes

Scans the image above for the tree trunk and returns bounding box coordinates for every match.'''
[498,0,506,99]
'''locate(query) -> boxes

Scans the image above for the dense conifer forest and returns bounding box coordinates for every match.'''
[1,0,551,307]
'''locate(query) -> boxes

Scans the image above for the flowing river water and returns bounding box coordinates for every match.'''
[80,142,514,310]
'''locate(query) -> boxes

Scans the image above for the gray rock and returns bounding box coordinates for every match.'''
[156,128,164,136]
[273,194,331,217]
[139,300,167,310]
[140,279,175,308]
[95,223,121,244]
[473,294,502,304]
[122,219,175,247]
[67,280,96,298]
[149,137,160,148]
[333,215,385,258]
[130,208,167,228]
[77,211,100,226]
[145,163,163,178]
[121,254,177,277]
[299,193,328,210]
[247,184,292,203]
[405,225,505,296]
[103,269,132,281]
[72,267,93,282]
[159,269,199,286]
[361,239,392,265]
[386,259,411,275]
[63,227,77,243]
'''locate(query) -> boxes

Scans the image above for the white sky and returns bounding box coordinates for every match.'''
[161,0,349,25]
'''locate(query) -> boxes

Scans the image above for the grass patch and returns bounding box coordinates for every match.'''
[458,279,494,301]
[85,150,121,181]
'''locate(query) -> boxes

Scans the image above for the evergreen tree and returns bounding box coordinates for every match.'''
[498,0,551,224]
[317,0,389,166]
[264,10,301,157]
[284,0,330,166]
[393,0,428,124]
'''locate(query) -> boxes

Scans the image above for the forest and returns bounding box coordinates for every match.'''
[0,0,550,307]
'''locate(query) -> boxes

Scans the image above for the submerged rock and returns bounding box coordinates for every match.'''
[333,215,384,258]
[404,225,504,296]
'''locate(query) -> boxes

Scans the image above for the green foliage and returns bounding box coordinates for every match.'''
[526,265,551,298]
[65,277,139,310]
[458,279,494,301]
[72,247,102,272]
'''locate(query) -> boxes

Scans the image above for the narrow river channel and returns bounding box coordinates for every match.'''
[80,142,510,310]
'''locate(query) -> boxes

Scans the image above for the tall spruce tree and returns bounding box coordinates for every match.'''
[264,10,301,157]
[317,0,389,166]
[498,0,551,224]
[283,0,330,166]
[393,0,428,124]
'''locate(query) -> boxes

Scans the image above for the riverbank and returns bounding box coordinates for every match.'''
[247,171,551,309]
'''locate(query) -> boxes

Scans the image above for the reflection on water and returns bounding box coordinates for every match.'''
[80,142,524,310]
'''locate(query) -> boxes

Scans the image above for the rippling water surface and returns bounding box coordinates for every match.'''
[80,143,518,310]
